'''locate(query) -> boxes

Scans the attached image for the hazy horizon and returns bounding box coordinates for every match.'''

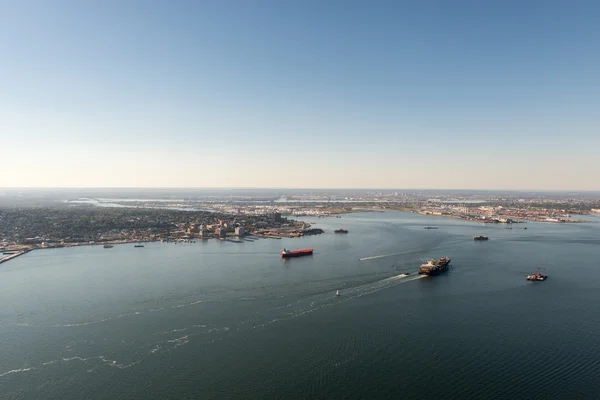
[1,184,599,192]
[1,1,599,190]
[2,186,599,194]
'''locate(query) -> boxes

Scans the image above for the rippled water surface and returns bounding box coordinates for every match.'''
[1,211,599,399]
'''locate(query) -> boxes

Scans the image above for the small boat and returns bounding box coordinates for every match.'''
[403,272,410,276]
[526,267,547,281]
[334,229,348,234]
[335,290,340,297]
[473,236,489,241]
[103,244,113,248]
[423,226,438,230]
[134,244,144,248]
[281,248,314,258]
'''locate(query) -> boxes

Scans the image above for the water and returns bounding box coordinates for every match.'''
[1,211,599,399]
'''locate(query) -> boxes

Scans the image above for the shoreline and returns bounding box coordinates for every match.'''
[346,206,590,224]
[0,229,326,263]
[411,211,589,224]
[1,209,592,265]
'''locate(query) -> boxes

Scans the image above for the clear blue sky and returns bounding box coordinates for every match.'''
[1,0,598,189]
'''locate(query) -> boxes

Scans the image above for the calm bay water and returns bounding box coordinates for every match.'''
[1,211,600,399]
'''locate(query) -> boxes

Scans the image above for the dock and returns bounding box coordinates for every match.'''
[0,249,29,265]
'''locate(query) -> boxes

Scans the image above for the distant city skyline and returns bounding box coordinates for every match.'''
[1,1,598,190]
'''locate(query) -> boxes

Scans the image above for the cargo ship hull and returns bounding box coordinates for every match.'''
[422,268,444,276]
[281,248,313,258]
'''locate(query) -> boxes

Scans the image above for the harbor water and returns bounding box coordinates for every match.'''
[1,211,599,399]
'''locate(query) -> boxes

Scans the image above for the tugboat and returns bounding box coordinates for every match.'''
[334,229,349,234]
[281,248,314,258]
[526,267,548,281]
[418,258,451,276]
[473,236,489,241]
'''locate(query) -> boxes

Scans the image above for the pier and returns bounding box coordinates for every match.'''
[0,249,30,265]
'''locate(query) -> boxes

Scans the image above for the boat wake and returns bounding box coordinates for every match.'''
[258,273,424,329]
[2,274,423,379]
[334,273,425,300]
[360,249,424,261]
[13,299,225,329]
[0,323,231,379]
[0,367,35,377]
[0,355,143,378]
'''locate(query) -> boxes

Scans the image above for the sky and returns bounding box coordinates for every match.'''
[0,0,598,190]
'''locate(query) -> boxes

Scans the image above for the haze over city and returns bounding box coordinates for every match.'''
[1,0,598,190]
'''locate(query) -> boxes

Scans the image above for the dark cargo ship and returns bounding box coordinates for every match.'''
[418,257,451,276]
[473,236,489,241]
[334,229,348,234]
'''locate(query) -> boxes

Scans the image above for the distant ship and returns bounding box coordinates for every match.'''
[527,267,548,281]
[281,248,313,258]
[134,244,144,248]
[418,258,451,276]
[334,229,348,234]
[103,244,114,248]
[473,236,489,241]
[424,226,438,229]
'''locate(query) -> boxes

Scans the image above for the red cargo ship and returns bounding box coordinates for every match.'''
[281,248,313,258]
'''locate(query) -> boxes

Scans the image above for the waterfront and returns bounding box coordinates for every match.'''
[1,211,599,399]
